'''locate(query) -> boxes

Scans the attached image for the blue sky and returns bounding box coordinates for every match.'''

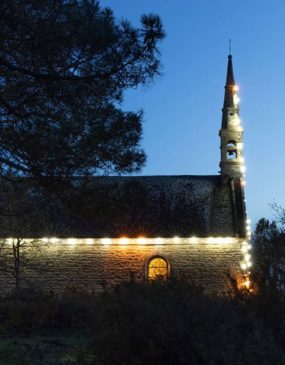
[100,0,285,225]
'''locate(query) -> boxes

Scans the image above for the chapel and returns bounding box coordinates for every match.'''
[0,54,251,294]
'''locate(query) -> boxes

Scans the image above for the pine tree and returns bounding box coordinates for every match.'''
[0,0,165,177]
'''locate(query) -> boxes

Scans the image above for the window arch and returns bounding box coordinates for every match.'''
[146,255,170,280]
[226,140,237,159]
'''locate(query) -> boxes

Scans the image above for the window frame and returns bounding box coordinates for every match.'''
[145,255,170,280]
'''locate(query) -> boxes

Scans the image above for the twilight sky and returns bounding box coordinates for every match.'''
[100,0,285,225]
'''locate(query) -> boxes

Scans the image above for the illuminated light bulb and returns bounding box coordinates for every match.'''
[207,237,221,244]
[237,142,243,149]
[240,262,247,270]
[243,279,251,289]
[245,253,251,262]
[67,238,77,245]
[6,237,13,245]
[101,238,112,245]
[233,85,239,92]
[247,261,252,268]
[240,165,246,174]
[41,237,49,243]
[137,236,147,245]
[247,219,251,225]
[119,237,129,245]
[228,237,236,244]
[248,244,252,250]
[154,237,164,245]
[86,238,94,245]
[190,236,198,244]
[233,95,240,105]
[173,236,180,243]
[241,246,248,253]
[50,237,58,244]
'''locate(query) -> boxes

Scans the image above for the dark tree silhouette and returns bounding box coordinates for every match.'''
[0,0,165,178]
[0,180,51,295]
[252,216,285,295]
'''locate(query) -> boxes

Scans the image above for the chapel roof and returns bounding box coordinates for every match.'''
[0,175,246,238]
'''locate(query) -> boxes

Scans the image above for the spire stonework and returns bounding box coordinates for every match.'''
[219,54,245,179]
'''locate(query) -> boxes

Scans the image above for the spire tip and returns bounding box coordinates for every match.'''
[229,39,232,57]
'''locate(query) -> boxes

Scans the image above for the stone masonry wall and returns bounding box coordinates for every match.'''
[0,238,244,296]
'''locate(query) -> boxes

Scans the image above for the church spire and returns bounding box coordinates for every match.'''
[219,53,245,179]
[222,54,237,128]
[226,54,235,85]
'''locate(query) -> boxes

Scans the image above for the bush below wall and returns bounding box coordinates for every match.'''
[0,279,285,365]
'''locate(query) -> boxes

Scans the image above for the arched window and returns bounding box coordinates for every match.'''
[226,140,237,159]
[146,255,170,280]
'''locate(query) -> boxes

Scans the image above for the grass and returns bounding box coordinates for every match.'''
[0,332,90,365]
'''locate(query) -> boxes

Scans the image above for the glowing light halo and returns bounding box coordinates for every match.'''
[101,238,112,245]
[67,238,77,245]
[119,237,129,245]
[154,237,164,245]
[137,236,147,245]
[6,237,13,245]
[50,237,58,244]
[173,236,180,243]
[189,236,198,244]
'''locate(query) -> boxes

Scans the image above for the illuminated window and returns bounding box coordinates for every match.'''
[226,140,237,159]
[146,256,169,280]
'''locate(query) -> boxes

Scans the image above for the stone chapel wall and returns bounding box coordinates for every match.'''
[0,238,244,295]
